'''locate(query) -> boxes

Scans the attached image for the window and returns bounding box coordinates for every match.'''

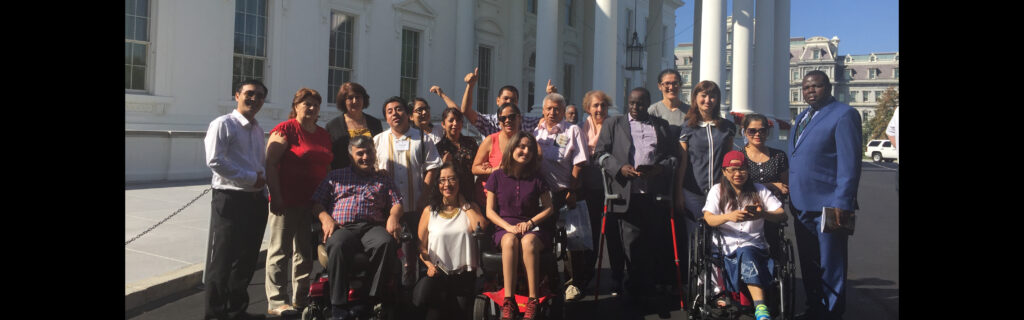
[563,64,573,104]
[792,69,799,82]
[125,0,150,91]
[400,29,420,103]
[861,91,869,102]
[882,141,892,148]
[850,91,858,102]
[566,0,575,27]
[684,57,692,66]
[862,110,870,121]
[328,12,354,104]
[792,90,799,102]
[528,81,535,112]
[527,0,536,14]
[844,69,854,81]
[477,46,492,113]
[681,72,690,86]
[874,90,883,102]
[727,53,732,64]
[529,52,536,68]
[233,0,268,96]
[867,141,881,147]
[813,50,820,59]
[893,68,899,79]
[869,68,879,79]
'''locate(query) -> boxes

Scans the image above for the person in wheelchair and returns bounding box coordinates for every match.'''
[310,135,405,320]
[701,151,786,320]
[413,162,488,320]
[484,131,555,320]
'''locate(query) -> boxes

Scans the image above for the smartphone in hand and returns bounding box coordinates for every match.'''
[745,205,759,213]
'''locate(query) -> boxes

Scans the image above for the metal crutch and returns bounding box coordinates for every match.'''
[593,156,620,301]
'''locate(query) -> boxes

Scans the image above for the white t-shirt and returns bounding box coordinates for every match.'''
[885,107,898,150]
[702,183,782,255]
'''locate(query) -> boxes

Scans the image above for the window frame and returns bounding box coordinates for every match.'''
[231,0,269,97]
[477,45,493,113]
[327,11,356,104]
[125,0,151,93]
[400,28,422,104]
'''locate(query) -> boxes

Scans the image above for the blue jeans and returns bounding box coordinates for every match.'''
[721,246,774,293]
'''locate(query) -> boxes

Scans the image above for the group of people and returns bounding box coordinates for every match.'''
[201,67,861,320]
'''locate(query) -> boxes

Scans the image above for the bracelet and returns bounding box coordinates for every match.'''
[528,219,535,228]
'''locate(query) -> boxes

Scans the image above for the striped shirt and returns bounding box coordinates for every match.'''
[311,167,403,224]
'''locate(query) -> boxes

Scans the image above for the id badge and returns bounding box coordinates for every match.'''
[394,139,410,151]
[556,134,569,148]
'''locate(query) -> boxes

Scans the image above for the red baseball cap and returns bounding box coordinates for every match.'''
[722,150,746,168]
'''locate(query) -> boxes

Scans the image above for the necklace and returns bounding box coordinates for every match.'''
[438,198,460,219]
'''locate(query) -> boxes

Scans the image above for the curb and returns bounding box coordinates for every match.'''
[125,247,268,313]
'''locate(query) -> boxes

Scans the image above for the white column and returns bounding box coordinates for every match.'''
[646,0,664,96]
[593,0,618,107]
[753,0,774,117]
[534,0,559,114]
[508,1,524,113]
[731,0,753,114]
[698,0,725,91]
[691,0,702,85]
[455,0,476,79]
[774,0,791,123]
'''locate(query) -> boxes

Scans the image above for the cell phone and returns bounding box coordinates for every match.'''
[636,165,654,172]
[745,205,759,213]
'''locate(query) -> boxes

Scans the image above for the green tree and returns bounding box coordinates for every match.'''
[863,87,898,147]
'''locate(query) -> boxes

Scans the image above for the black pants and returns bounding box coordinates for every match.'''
[412,271,477,320]
[618,194,677,295]
[205,189,269,320]
[325,221,398,306]
[574,186,625,288]
[400,211,421,287]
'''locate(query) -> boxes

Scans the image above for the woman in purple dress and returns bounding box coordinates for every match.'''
[484,131,553,320]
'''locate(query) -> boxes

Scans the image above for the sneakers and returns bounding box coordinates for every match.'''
[523,297,540,320]
[754,304,771,320]
[500,297,517,320]
[564,284,582,301]
[267,305,299,317]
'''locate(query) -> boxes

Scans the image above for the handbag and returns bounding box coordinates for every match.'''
[561,200,594,251]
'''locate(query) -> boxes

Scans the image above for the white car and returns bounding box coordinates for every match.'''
[864,139,898,163]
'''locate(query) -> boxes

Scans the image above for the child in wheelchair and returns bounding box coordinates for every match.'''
[701,151,786,320]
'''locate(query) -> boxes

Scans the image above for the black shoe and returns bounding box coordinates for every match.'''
[330,305,350,320]
[233,312,266,320]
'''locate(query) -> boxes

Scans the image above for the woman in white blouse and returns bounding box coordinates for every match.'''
[413,162,488,320]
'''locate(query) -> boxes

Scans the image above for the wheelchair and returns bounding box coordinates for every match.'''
[686,218,795,320]
[302,221,413,320]
[470,220,569,320]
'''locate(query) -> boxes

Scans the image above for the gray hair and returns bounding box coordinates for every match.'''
[348,135,374,152]
[543,93,566,107]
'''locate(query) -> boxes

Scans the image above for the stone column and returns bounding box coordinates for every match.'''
[730,0,753,114]
[698,0,725,92]
[646,0,664,96]
[508,0,524,112]
[533,0,559,115]
[455,0,476,82]
[593,0,618,107]
[753,0,774,117]
[774,0,791,122]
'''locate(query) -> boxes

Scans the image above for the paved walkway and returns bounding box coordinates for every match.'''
[125,179,272,311]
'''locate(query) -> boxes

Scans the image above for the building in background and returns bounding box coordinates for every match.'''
[125,0,685,183]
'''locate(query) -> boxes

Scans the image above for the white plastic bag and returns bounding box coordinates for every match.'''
[561,200,594,251]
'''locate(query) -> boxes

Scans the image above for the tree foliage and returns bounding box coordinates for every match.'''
[863,87,898,144]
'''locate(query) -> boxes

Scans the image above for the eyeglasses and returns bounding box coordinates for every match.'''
[745,128,768,136]
[498,114,520,123]
[660,81,681,87]
[413,107,430,114]
[438,177,458,185]
[724,167,748,174]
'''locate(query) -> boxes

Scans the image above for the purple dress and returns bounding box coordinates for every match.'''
[485,168,552,247]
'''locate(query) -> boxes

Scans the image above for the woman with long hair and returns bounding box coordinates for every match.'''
[264,88,333,316]
[678,80,737,231]
[484,131,554,320]
[471,102,523,206]
[435,107,479,201]
[412,162,487,320]
[325,82,384,169]
[702,150,785,320]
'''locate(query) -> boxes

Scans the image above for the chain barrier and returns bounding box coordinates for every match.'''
[125,187,213,246]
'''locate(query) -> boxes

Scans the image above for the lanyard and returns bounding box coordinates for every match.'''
[388,134,416,209]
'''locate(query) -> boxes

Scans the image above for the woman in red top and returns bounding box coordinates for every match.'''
[264,88,333,316]
[471,103,522,207]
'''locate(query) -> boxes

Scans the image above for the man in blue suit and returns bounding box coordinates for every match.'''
[788,70,861,320]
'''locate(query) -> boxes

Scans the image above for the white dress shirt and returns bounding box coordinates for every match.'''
[373,127,443,211]
[204,109,267,192]
[533,120,588,191]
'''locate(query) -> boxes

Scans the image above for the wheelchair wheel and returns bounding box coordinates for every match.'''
[302,302,327,320]
[777,238,796,320]
[686,223,712,320]
[473,295,491,320]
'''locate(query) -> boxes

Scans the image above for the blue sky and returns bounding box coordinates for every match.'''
[672,0,899,55]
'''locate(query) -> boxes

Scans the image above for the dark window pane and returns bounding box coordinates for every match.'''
[236,0,244,13]
[136,18,148,41]
[125,43,132,64]
[343,48,351,68]
[234,33,244,54]
[257,17,265,38]
[246,14,256,35]
[342,70,349,84]
[240,57,250,77]
[245,35,256,56]
[247,0,257,14]
[126,0,134,14]
[235,12,244,33]
[329,49,336,66]
[233,56,243,77]
[125,16,133,39]
[133,43,147,65]
[254,59,264,78]
[132,66,146,90]
[256,37,264,56]
[256,0,265,16]
[125,65,132,89]
[329,33,337,50]
[137,0,148,17]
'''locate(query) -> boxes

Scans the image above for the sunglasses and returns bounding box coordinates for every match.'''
[745,128,768,136]
[498,114,520,123]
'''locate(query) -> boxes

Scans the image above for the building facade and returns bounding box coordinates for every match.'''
[125,0,685,182]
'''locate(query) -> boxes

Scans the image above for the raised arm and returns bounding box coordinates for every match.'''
[430,85,459,110]
[459,68,480,124]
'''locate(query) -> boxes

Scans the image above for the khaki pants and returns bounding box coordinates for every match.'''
[264,206,314,309]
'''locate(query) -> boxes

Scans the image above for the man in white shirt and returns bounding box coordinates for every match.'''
[203,79,270,320]
[410,97,444,145]
[886,106,899,192]
[373,96,443,287]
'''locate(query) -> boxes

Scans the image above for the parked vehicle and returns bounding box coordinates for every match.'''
[864,140,898,163]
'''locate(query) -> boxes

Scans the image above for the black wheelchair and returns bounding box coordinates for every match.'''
[470,221,569,320]
[686,219,795,320]
[302,221,413,320]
